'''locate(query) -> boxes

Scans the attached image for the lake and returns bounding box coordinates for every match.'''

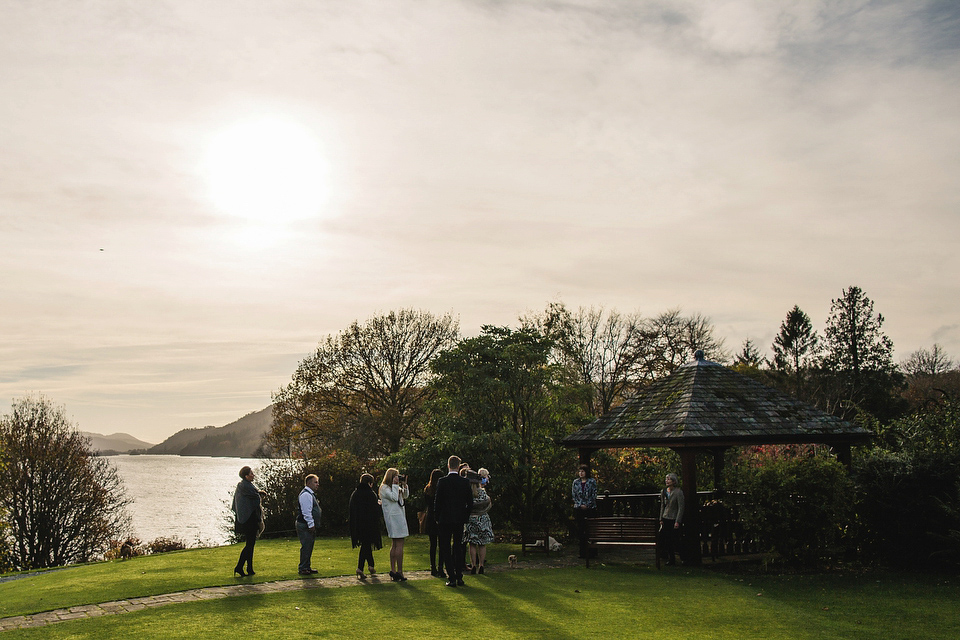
[108,455,260,546]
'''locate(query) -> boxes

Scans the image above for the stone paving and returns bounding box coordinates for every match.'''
[0,554,593,633]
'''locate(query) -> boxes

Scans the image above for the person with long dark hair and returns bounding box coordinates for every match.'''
[231,466,264,577]
[424,468,444,577]
[349,473,382,580]
[572,463,598,559]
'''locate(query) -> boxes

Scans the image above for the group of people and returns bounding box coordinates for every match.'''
[230,455,496,584]
[230,459,686,579]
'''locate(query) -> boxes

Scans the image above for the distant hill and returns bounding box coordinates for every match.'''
[82,432,155,455]
[147,405,274,457]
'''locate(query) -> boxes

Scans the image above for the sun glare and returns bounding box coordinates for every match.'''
[203,117,331,224]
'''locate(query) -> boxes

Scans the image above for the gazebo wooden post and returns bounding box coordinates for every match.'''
[678,448,702,565]
[578,448,593,469]
[712,447,726,495]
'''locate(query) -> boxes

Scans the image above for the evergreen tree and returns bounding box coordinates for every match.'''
[771,305,818,397]
[819,286,902,420]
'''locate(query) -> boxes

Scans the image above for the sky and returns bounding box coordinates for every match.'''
[2,0,959,443]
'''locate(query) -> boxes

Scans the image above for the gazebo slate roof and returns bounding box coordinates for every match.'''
[562,356,873,449]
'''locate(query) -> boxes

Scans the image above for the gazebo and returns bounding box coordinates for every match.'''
[561,351,873,564]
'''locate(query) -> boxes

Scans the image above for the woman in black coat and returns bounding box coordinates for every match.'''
[349,473,383,580]
[231,465,264,577]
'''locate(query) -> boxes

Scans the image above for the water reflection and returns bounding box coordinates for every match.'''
[109,455,259,546]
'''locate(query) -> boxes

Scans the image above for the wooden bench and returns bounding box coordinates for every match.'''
[585,516,660,569]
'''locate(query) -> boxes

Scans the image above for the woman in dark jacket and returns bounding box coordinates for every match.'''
[231,465,264,577]
[349,473,383,580]
[424,468,443,577]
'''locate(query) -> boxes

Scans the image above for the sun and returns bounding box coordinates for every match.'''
[203,117,331,224]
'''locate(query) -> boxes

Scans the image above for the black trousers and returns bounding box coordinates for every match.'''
[236,521,259,571]
[438,522,465,579]
[357,541,374,571]
[659,518,680,562]
[575,507,597,558]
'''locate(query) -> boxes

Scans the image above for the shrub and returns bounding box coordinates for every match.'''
[252,450,368,538]
[105,537,146,560]
[146,536,187,554]
[852,448,960,568]
[728,445,853,567]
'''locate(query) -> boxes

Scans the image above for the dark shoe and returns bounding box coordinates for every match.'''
[445,580,457,587]
[234,567,246,578]
[357,570,366,580]
[398,574,408,582]
[368,567,376,576]
[478,565,484,574]
[456,578,465,586]
[298,570,313,576]
[389,571,400,581]
[309,568,319,574]
[470,566,477,575]
[431,569,442,577]
[246,568,255,576]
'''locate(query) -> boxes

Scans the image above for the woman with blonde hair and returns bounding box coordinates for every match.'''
[659,472,684,566]
[380,467,410,581]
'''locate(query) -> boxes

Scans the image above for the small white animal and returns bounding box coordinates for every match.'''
[508,554,517,568]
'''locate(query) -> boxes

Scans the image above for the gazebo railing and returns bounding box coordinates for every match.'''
[596,491,764,559]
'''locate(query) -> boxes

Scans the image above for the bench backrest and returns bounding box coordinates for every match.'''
[586,517,658,542]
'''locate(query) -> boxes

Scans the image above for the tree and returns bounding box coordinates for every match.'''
[639,309,728,378]
[900,345,960,409]
[0,396,130,569]
[527,302,646,416]
[902,344,955,377]
[818,286,903,420]
[426,325,585,526]
[771,305,819,398]
[269,309,459,459]
[734,339,765,368]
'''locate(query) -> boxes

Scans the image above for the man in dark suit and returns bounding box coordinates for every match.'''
[434,455,474,587]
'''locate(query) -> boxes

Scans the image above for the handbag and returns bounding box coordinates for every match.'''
[417,510,428,534]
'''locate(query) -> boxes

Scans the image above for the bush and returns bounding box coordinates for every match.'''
[852,448,960,568]
[0,395,130,569]
[146,536,187,554]
[105,537,146,560]
[728,445,853,567]
[252,450,368,538]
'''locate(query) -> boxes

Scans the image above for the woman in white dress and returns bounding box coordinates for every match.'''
[380,468,410,581]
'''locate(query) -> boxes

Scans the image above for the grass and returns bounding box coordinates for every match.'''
[2,539,959,639]
[0,536,509,618]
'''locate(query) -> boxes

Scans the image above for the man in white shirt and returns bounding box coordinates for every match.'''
[296,474,322,575]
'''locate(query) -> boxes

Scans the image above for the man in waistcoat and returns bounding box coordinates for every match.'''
[296,474,322,575]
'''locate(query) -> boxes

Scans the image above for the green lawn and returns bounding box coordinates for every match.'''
[2,538,958,639]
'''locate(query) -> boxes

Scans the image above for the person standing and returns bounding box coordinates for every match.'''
[423,468,444,577]
[349,473,382,580]
[380,468,410,581]
[572,464,598,559]
[231,466,264,577]
[463,471,494,574]
[434,455,474,588]
[296,474,322,575]
[659,472,685,566]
